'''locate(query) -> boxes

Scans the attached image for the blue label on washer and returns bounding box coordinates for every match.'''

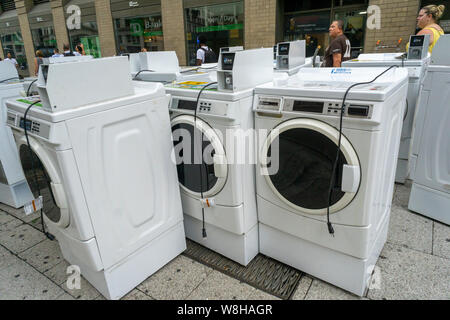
[331,68,352,74]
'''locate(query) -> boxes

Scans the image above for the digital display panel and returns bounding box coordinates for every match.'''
[19,118,32,131]
[221,53,235,70]
[410,36,425,47]
[177,100,197,111]
[293,101,324,113]
[278,43,290,55]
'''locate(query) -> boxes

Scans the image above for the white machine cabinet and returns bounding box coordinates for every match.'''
[408,35,450,225]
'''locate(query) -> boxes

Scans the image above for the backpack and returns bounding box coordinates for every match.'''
[200,47,218,63]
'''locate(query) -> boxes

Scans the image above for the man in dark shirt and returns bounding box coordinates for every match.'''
[323,20,351,67]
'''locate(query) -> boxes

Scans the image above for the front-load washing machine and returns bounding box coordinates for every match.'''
[5,57,186,299]
[342,44,430,183]
[408,35,450,225]
[253,67,408,296]
[166,48,274,266]
[0,61,34,208]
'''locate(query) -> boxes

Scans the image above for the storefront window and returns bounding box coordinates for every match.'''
[30,26,56,57]
[68,22,101,58]
[283,0,368,57]
[65,1,101,57]
[114,14,164,54]
[27,5,56,57]
[0,31,28,75]
[284,12,331,56]
[185,1,244,66]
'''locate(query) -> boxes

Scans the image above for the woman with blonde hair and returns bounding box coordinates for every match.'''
[34,50,44,76]
[416,4,446,53]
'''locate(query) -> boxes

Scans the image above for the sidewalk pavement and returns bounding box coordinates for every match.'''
[0,182,449,300]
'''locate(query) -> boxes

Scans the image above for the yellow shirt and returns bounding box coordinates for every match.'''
[406,26,445,53]
[424,26,445,53]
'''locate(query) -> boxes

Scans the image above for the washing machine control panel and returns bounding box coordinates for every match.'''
[171,98,229,117]
[257,96,373,119]
[6,111,51,139]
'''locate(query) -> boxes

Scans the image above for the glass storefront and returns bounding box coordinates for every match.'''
[185,1,244,66]
[68,21,101,57]
[114,14,164,54]
[111,0,163,54]
[30,26,56,57]
[65,0,101,57]
[283,0,368,57]
[28,4,56,57]
[0,11,29,76]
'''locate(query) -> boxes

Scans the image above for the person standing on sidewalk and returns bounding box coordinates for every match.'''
[322,20,351,68]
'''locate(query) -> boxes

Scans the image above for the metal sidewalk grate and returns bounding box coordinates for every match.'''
[182,239,303,300]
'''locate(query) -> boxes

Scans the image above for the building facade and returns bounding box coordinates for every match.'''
[1,0,448,74]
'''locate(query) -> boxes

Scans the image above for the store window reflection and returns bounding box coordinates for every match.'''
[0,32,29,76]
[68,21,101,58]
[64,1,101,58]
[31,26,56,57]
[284,12,330,56]
[114,14,164,54]
[185,2,244,66]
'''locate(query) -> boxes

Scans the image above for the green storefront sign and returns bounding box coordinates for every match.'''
[130,18,163,37]
[195,23,243,33]
[130,19,145,36]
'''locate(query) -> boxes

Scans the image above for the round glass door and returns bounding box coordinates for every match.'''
[171,115,227,198]
[261,118,360,215]
[19,145,61,224]
[17,136,69,228]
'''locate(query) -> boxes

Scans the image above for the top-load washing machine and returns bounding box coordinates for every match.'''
[0,61,33,208]
[166,48,274,266]
[408,35,450,225]
[129,51,217,83]
[342,35,431,183]
[5,57,186,299]
[253,67,408,296]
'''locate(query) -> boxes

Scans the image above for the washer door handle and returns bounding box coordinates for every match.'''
[213,154,227,178]
[341,165,360,193]
[50,182,68,209]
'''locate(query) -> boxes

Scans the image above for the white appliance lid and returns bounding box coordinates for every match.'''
[255,67,409,101]
[5,81,166,123]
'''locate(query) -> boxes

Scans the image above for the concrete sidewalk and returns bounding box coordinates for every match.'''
[0,182,449,300]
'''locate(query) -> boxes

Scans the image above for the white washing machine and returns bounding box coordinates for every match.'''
[166,48,274,266]
[130,51,217,83]
[342,49,430,183]
[0,61,34,208]
[5,57,186,299]
[253,67,408,296]
[408,35,450,225]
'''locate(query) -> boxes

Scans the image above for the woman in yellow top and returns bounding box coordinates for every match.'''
[416,4,446,53]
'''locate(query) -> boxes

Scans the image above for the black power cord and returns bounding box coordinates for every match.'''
[326,65,398,235]
[26,79,38,97]
[0,77,20,83]
[133,69,156,80]
[23,100,55,241]
[194,81,218,239]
